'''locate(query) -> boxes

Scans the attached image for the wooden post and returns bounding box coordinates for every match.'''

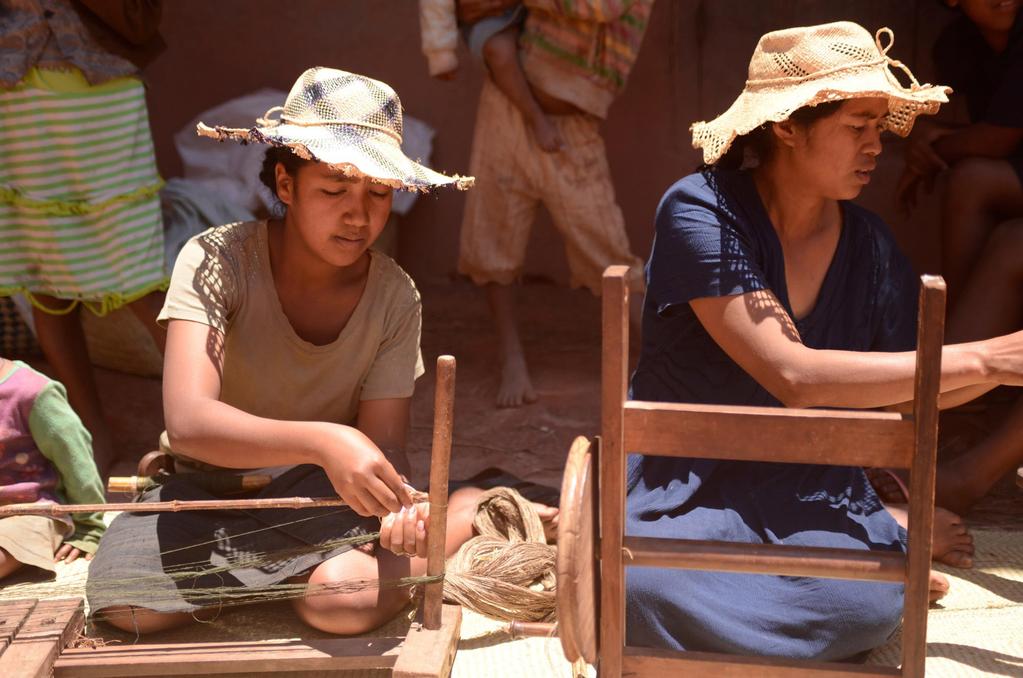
[424,355,456,631]
[901,276,945,678]
[600,266,630,678]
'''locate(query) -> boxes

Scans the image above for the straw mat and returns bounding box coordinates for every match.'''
[0,512,587,678]
[6,524,1015,676]
[867,528,1023,676]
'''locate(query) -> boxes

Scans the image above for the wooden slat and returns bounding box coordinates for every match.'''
[624,401,914,468]
[392,604,462,678]
[623,537,905,582]
[424,355,455,631]
[54,637,403,677]
[901,276,946,678]
[0,598,84,678]
[600,266,631,677]
[0,599,36,653]
[622,646,901,677]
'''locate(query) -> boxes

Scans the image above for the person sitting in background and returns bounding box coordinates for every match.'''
[896,0,1023,301]
[0,355,106,580]
[884,0,1023,514]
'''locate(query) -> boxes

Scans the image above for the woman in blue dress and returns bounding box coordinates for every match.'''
[626,21,1023,660]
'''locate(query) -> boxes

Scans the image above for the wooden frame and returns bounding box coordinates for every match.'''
[0,356,463,678]
[573,266,945,677]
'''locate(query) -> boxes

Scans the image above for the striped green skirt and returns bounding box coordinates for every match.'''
[0,68,167,315]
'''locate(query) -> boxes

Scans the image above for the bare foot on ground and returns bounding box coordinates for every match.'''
[886,504,974,568]
[528,113,564,153]
[496,355,538,408]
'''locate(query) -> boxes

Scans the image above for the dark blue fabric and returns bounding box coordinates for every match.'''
[625,168,917,660]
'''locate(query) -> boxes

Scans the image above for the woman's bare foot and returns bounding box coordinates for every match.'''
[528,113,564,153]
[930,570,950,603]
[886,504,974,568]
[496,354,537,408]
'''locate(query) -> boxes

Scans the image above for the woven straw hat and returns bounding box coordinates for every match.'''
[691,22,951,165]
[197,68,473,192]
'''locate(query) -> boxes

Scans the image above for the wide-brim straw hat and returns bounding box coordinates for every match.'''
[691,21,951,165]
[197,67,473,192]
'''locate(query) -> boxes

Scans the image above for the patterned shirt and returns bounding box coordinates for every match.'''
[0,0,139,88]
[520,0,654,118]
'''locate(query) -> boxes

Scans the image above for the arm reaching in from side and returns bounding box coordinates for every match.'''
[689,288,1019,410]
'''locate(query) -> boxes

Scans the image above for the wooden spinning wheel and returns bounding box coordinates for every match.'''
[556,435,599,665]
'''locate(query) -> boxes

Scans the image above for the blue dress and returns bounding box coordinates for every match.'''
[625,168,919,660]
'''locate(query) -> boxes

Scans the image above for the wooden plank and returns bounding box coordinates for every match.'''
[622,646,901,677]
[425,355,455,631]
[0,598,84,678]
[600,265,631,678]
[0,599,37,653]
[54,637,403,677]
[901,276,946,678]
[624,401,914,469]
[393,604,462,678]
[623,537,905,582]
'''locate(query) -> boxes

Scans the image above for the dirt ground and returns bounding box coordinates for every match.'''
[29,280,1023,526]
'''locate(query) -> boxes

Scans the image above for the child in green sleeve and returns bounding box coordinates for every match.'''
[0,355,106,578]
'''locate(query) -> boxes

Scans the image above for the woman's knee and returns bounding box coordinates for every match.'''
[980,219,1023,276]
[944,157,1018,210]
[0,548,24,580]
[293,581,410,635]
[93,606,197,634]
[294,550,412,635]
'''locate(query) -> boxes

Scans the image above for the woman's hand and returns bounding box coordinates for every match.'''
[54,542,92,564]
[316,424,414,518]
[379,502,429,558]
[903,125,950,178]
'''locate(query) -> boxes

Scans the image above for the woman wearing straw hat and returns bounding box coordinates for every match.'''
[625,21,1023,659]
[84,68,490,634]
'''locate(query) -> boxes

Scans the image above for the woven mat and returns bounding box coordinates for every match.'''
[0,538,588,677]
[8,530,1016,675]
[867,529,1023,676]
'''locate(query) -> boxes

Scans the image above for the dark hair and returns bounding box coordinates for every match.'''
[258,146,311,203]
[715,100,844,169]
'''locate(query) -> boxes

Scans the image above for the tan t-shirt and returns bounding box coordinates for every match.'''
[158,221,425,427]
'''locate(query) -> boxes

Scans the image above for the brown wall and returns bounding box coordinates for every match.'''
[144,0,959,285]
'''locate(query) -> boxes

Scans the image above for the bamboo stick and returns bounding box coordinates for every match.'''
[0,490,428,517]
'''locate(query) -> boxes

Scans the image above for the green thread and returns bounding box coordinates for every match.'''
[1,278,169,317]
[0,181,164,217]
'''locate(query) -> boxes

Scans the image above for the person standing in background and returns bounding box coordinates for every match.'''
[0,0,168,471]
[454,0,654,408]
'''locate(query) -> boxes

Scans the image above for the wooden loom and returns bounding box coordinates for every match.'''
[555,266,946,677]
[0,355,463,678]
